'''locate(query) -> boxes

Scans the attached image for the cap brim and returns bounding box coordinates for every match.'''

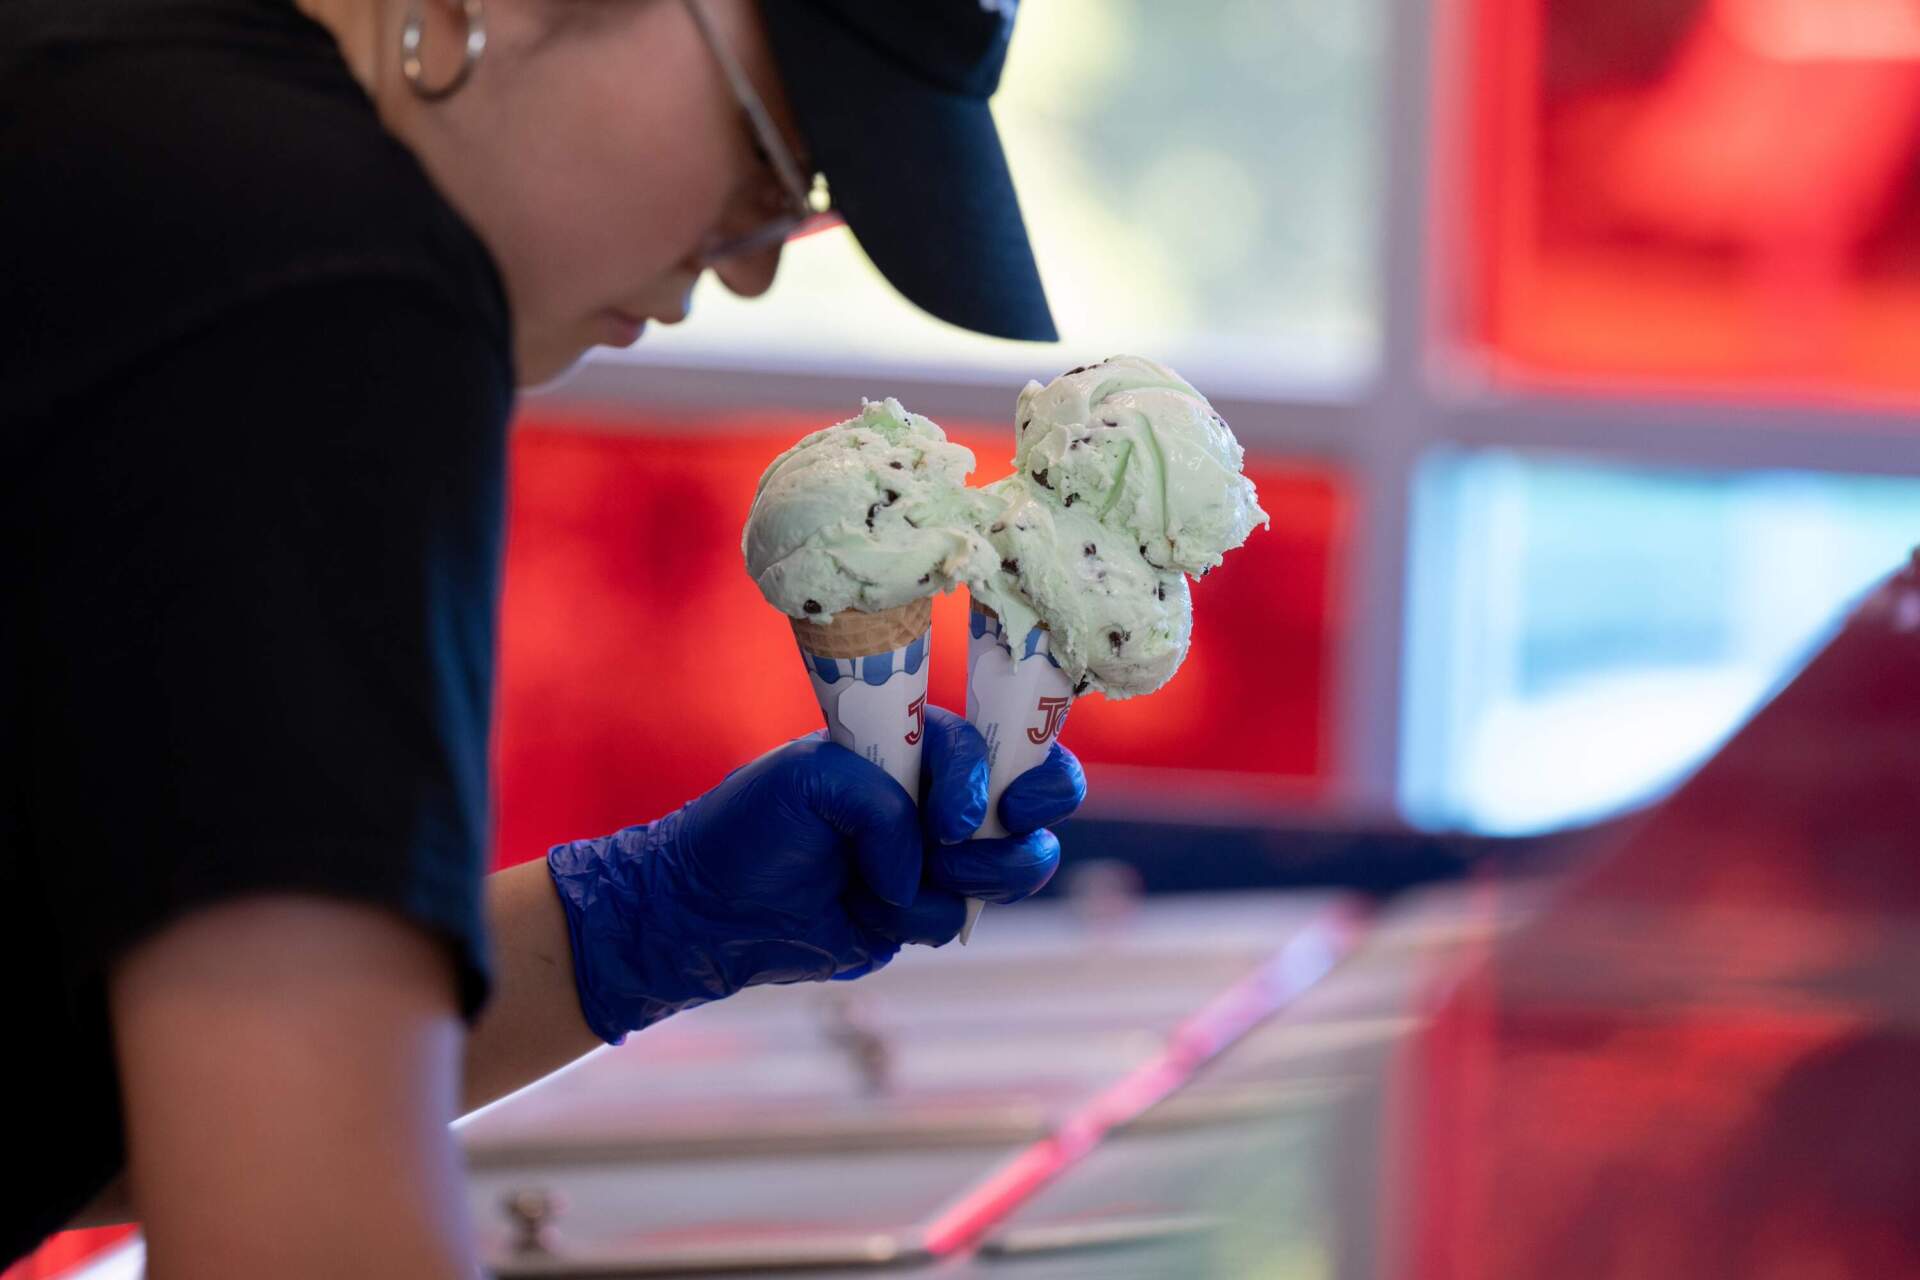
[759,4,1059,343]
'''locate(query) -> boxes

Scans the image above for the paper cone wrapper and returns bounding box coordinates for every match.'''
[792,598,933,801]
[964,602,1075,841]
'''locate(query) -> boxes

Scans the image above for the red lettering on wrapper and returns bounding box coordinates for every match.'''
[1028,696,1071,745]
[906,694,926,745]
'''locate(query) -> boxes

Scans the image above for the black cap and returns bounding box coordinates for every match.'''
[757,0,1059,342]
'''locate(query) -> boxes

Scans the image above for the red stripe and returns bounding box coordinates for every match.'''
[921,902,1365,1257]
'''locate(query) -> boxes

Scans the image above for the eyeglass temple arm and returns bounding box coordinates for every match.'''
[679,0,816,209]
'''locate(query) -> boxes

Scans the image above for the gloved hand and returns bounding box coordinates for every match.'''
[549,705,1086,1043]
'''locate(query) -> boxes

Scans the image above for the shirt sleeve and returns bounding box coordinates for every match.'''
[22,273,512,1019]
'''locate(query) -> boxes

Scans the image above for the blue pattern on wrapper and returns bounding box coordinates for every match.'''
[803,626,933,685]
[967,605,1061,670]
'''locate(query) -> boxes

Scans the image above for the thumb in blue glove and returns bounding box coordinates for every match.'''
[914,705,1084,905]
[841,706,1084,956]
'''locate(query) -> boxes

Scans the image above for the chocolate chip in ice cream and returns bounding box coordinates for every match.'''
[803,599,822,614]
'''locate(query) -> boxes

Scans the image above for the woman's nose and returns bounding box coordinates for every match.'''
[711,241,784,299]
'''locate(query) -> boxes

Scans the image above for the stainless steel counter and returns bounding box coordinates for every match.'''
[459,890,1401,1278]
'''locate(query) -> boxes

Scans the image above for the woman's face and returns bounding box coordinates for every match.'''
[375,0,800,386]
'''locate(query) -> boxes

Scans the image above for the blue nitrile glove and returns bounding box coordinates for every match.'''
[548,705,1086,1044]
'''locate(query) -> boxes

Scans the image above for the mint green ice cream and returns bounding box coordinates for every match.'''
[968,357,1267,699]
[743,398,996,621]
[743,363,1265,698]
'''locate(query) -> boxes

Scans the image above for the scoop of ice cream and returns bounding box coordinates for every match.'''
[1010,355,1267,577]
[975,480,1194,698]
[967,356,1264,699]
[744,398,997,620]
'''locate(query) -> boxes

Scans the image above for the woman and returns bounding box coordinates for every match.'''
[0,0,1081,1272]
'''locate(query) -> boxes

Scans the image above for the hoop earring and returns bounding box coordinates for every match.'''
[401,0,487,102]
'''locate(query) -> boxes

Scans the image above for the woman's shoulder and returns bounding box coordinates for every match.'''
[1,0,509,418]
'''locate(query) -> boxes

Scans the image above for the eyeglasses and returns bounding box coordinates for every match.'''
[681,0,839,264]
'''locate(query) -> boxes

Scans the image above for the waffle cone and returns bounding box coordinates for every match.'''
[791,597,933,659]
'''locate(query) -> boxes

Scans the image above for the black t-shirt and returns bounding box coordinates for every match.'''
[1,0,514,1262]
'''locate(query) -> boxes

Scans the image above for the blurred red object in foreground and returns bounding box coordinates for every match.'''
[1399,551,1920,1278]
[492,414,1348,866]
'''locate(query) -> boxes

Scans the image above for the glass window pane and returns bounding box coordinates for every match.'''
[1403,451,1920,832]
[588,0,1385,390]
[1463,0,1920,401]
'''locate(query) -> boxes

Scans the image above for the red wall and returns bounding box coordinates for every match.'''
[491,413,1349,866]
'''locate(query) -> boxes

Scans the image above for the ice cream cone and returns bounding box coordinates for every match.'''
[790,597,934,658]
[960,595,1076,943]
[791,598,934,819]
